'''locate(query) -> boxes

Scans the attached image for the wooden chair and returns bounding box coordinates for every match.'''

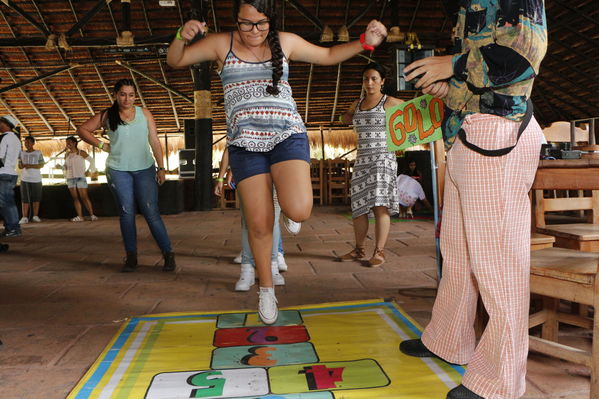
[310,159,324,205]
[527,165,599,397]
[531,233,556,251]
[533,167,599,252]
[529,247,599,398]
[326,158,350,205]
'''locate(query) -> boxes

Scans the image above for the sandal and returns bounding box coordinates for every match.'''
[338,246,366,262]
[368,248,385,267]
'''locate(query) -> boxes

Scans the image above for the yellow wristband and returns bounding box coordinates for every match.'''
[215,177,224,182]
[176,27,184,41]
[97,141,104,150]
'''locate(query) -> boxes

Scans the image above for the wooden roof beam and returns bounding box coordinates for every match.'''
[30,4,95,116]
[0,8,77,131]
[285,0,324,30]
[115,60,193,103]
[158,60,181,131]
[0,65,74,95]
[66,0,114,103]
[553,0,599,29]
[0,97,29,134]
[2,68,55,133]
[0,0,49,36]
[66,0,112,37]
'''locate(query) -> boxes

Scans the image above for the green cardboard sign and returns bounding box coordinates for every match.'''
[386,94,444,151]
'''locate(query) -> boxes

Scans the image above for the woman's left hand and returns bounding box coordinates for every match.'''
[363,20,388,48]
[157,169,166,185]
[404,55,453,89]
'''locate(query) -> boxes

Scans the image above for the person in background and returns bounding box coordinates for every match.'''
[64,136,98,222]
[215,147,288,292]
[398,1,547,398]
[19,136,44,224]
[404,159,421,180]
[167,0,386,323]
[337,63,403,267]
[0,115,23,238]
[77,79,176,273]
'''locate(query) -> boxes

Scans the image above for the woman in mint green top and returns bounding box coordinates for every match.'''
[77,79,176,273]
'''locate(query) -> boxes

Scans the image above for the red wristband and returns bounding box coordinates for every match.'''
[360,33,375,52]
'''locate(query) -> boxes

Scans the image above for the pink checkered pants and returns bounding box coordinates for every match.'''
[421,113,543,399]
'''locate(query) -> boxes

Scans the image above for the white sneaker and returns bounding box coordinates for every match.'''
[71,216,83,222]
[31,216,41,223]
[19,217,28,225]
[271,261,285,285]
[277,252,288,272]
[90,215,99,221]
[281,214,301,235]
[235,264,255,291]
[258,287,278,325]
[233,251,242,264]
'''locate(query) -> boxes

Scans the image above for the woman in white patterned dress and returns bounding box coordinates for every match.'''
[338,63,402,267]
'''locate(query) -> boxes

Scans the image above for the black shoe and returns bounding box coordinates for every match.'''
[399,339,437,358]
[1,230,21,238]
[162,252,176,272]
[121,252,138,272]
[0,243,9,252]
[447,385,484,399]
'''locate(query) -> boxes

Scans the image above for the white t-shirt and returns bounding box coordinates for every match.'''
[0,131,22,175]
[396,174,426,207]
[20,150,44,183]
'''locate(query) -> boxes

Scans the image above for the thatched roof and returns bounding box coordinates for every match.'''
[0,0,597,141]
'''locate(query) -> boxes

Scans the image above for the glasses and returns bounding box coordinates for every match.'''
[237,20,270,32]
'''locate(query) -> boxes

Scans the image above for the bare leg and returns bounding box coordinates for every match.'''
[373,206,391,250]
[32,202,40,217]
[271,160,312,222]
[237,173,275,288]
[353,214,369,248]
[78,188,95,216]
[68,188,83,218]
[21,203,30,219]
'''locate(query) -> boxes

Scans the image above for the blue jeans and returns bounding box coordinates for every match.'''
[106,166,172,254]
[240,190,282,266]
[0,174,19,232]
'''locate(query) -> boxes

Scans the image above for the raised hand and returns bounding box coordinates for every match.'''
[364,20,388,48]
[180,20,208,41]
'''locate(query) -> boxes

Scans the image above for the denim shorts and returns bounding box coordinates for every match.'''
[67,177,88,188]
[228,133,310,183]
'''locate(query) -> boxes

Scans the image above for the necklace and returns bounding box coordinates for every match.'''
[119,108,135,122]
[239,35,270,64]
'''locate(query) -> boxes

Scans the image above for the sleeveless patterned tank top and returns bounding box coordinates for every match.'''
[218,33,306,152]
[352,95,388,154]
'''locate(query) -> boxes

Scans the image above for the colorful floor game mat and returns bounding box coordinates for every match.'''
[68,299,465,399]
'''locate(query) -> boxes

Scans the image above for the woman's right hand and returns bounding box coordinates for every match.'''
[214,180,224,197]
[180,20,208,41]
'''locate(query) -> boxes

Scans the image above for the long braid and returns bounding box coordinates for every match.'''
[266,29,283,96]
